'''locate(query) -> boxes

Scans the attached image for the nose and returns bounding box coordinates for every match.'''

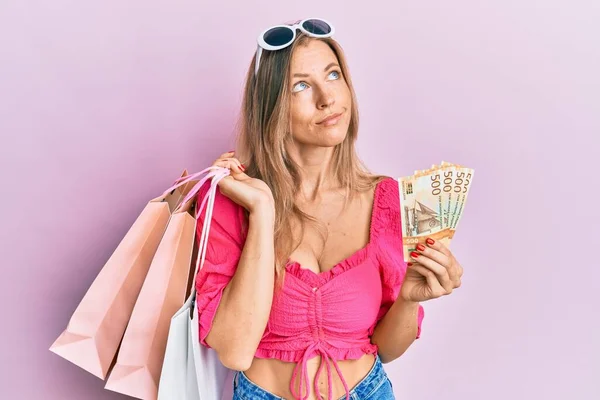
[317,87,335,110]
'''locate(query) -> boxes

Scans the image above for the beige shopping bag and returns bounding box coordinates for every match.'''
[50,170,193,379]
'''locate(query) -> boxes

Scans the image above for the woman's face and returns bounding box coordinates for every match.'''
[288,39,352,148]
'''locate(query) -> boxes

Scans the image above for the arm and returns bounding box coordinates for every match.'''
[369,177,425,363]
[371,298,421,363]
[205,205,275,371]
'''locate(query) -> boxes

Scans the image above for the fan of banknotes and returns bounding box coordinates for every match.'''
[398,161,474,262]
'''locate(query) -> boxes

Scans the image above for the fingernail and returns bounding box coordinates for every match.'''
[240,164,246,171]
[416,244,426,252]
[410,251,419,259]
[229,150,235,154]
[407,262,413,266]
[426,238,435,245]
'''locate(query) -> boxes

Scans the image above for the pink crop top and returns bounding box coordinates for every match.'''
[195,177,424,400]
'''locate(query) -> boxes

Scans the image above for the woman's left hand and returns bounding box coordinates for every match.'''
[400,238,464,303]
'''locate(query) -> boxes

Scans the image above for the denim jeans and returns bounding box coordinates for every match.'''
[232,354,395,400]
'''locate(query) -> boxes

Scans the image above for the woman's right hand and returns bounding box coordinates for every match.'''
[211,151,274,215]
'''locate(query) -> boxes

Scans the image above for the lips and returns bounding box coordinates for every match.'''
[317,112,343,126]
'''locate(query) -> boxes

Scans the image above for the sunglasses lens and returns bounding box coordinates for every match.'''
[302,19,331,35]
[263,27,295,47]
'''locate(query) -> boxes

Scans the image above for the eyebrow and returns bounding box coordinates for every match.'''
[293,62,339,78]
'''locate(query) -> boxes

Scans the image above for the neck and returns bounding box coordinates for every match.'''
[287,143,340,201]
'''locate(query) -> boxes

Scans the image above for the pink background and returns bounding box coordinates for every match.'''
[1,0,598,399]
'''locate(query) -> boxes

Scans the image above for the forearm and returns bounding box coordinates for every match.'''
[371,297,420,363]
[207,207,275,370]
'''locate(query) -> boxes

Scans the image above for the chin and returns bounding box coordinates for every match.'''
[319,125,349,147]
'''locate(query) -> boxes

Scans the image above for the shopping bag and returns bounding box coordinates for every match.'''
[50,170,193,379]
[158,167,232,400]
[105,168,226,399]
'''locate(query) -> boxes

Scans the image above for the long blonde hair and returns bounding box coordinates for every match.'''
[235,32,386,277]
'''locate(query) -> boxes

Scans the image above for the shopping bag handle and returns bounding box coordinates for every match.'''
[162,166,225,198]
[193,168,230,278]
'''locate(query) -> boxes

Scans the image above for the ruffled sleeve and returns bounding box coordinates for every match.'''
[372,177,425,338]
[194,181,247,347]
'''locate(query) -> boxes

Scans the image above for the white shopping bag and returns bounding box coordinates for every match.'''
[158,168,233,400]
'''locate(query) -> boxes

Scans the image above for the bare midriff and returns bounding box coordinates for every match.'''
[244,353,376,400]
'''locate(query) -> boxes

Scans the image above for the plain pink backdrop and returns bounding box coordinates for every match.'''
[0,0,598,399]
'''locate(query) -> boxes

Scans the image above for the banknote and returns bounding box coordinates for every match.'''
[398,162,474,262]
[449,164,474,232]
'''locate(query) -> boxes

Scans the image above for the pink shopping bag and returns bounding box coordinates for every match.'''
[50,170,194,379]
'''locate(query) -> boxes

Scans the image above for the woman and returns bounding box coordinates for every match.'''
[194,19,463,400]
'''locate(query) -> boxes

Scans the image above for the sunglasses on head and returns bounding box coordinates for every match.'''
[254,18,335,76]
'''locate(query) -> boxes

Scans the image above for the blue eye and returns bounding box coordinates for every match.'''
[293,82,308,92]
[328,71,340,80]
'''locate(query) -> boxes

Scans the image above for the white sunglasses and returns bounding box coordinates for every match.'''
[254,18,335,76]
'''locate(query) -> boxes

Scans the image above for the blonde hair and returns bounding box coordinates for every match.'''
[235,33,386,278]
